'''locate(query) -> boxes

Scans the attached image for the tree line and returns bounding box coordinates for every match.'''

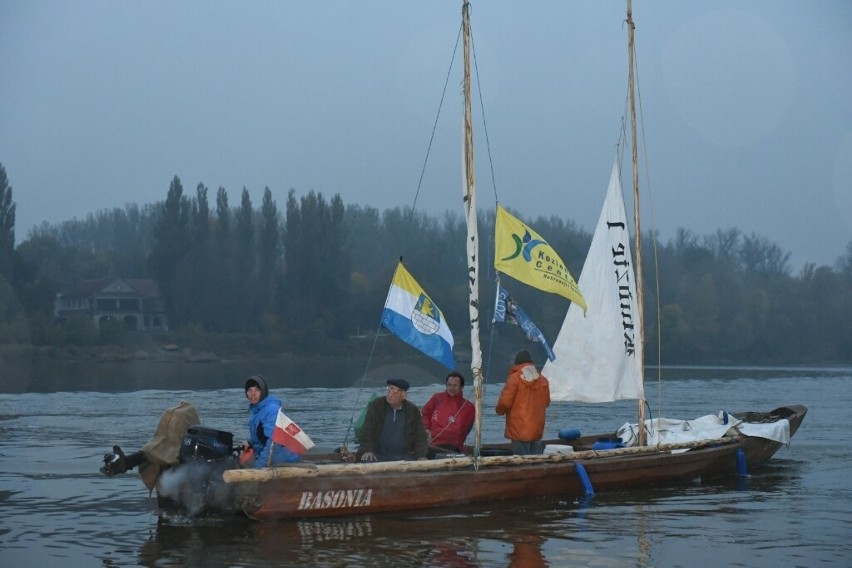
[1,163,851,365]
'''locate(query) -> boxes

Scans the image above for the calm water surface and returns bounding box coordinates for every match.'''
[1,366,849,567]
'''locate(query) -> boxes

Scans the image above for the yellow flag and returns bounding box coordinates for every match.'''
[494,205,587,312]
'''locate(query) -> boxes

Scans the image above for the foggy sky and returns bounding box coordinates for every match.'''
[1,0,850,270]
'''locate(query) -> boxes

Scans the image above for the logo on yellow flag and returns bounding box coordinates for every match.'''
[494,205,586,312]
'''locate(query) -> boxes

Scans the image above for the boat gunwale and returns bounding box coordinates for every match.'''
[223,405,807,484]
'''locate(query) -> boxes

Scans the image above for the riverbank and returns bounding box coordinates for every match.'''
[0,330,347,363]
[0,337,218,363]
[0,332,453,393]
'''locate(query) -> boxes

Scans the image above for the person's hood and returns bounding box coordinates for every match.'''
[245,374,270,401]
[511,363,540,382]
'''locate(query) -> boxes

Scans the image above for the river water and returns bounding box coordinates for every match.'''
[0,366,849,567]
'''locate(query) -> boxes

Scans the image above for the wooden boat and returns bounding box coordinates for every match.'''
[222,405,806,520]
[216,0,807,520]
[104,1,808,521]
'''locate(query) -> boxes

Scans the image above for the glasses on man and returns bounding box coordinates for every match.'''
[386,386,404,394]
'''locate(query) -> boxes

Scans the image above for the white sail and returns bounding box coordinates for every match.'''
[542,158,644,402]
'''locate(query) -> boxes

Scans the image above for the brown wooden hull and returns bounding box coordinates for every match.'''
[227,405,806,521]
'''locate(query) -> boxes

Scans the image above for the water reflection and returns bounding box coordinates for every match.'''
[507,533,546,568]
[136,505,563,567]
[131,466,814,568]
[137,518,251,567]
[427,540,479,567]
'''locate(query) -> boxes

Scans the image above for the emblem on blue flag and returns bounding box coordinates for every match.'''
[411,295,441,335]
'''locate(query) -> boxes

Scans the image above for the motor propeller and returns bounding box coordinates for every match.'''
[100,445,127,476]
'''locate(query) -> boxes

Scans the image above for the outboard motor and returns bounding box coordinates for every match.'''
[159,426,239,516]
[99,403,242,517]
[179,426,235,463]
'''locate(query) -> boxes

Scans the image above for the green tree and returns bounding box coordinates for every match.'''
[0,164,21,337]
[212,187,237,331]
[704,227,741,262]
[234,188,257,331]
[837,239,852,284]
[12,236,70,318]
[344,204,391,334]
[4,173,851,365]
[106,206,150,277]
[25,203,156,279]
[282,190,351,346]
[325,194,352,340]
[0,164,16,281]
[148,176,190,328]
[795,264,852,362]
[739,233,791,279]
[258,187,280,330]
[182,183,212,327]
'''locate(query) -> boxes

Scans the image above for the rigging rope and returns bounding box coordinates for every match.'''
[632,39,666,427]
[340,15,502,451]
[471,27,500,208]
[407,23,464,228]
[341,22,466,449]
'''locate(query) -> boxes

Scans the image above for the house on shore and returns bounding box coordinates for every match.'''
[54,278,168,332]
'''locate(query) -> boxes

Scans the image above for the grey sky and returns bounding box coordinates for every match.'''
[1,1,850,270]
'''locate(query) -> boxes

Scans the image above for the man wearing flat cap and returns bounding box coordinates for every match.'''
[357,378,428,462]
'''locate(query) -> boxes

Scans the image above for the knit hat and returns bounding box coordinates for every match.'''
[514,349,533,365]
[244,374,269,401]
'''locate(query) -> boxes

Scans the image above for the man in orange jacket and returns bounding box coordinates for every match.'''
[496,349,551,455]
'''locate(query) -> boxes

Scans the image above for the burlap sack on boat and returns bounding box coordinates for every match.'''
[138,401,200,491]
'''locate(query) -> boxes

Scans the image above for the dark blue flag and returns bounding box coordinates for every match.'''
[494,285,556,362]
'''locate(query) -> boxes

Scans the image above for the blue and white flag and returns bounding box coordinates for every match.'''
[494,284,556,362]
[381,262,456,369]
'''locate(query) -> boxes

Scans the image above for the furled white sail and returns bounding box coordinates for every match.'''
[542,158,644,402]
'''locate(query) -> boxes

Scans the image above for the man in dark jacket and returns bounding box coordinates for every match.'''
[357,378,428,462]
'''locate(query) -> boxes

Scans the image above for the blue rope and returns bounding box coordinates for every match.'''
[575,462,595,497]
[736,448,748,477]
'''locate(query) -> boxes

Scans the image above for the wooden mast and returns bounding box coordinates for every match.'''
[461,0,484,459]
[626,0,647,445]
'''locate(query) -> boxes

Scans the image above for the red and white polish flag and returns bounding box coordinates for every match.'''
[272,410,315,455]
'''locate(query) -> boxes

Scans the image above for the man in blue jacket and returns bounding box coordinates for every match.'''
[242,374,301,467]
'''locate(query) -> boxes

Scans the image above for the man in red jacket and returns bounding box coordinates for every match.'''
[496,349,551,455]
[420,372,476,458]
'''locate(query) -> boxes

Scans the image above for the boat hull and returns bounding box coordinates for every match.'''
[226,405,806,521]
